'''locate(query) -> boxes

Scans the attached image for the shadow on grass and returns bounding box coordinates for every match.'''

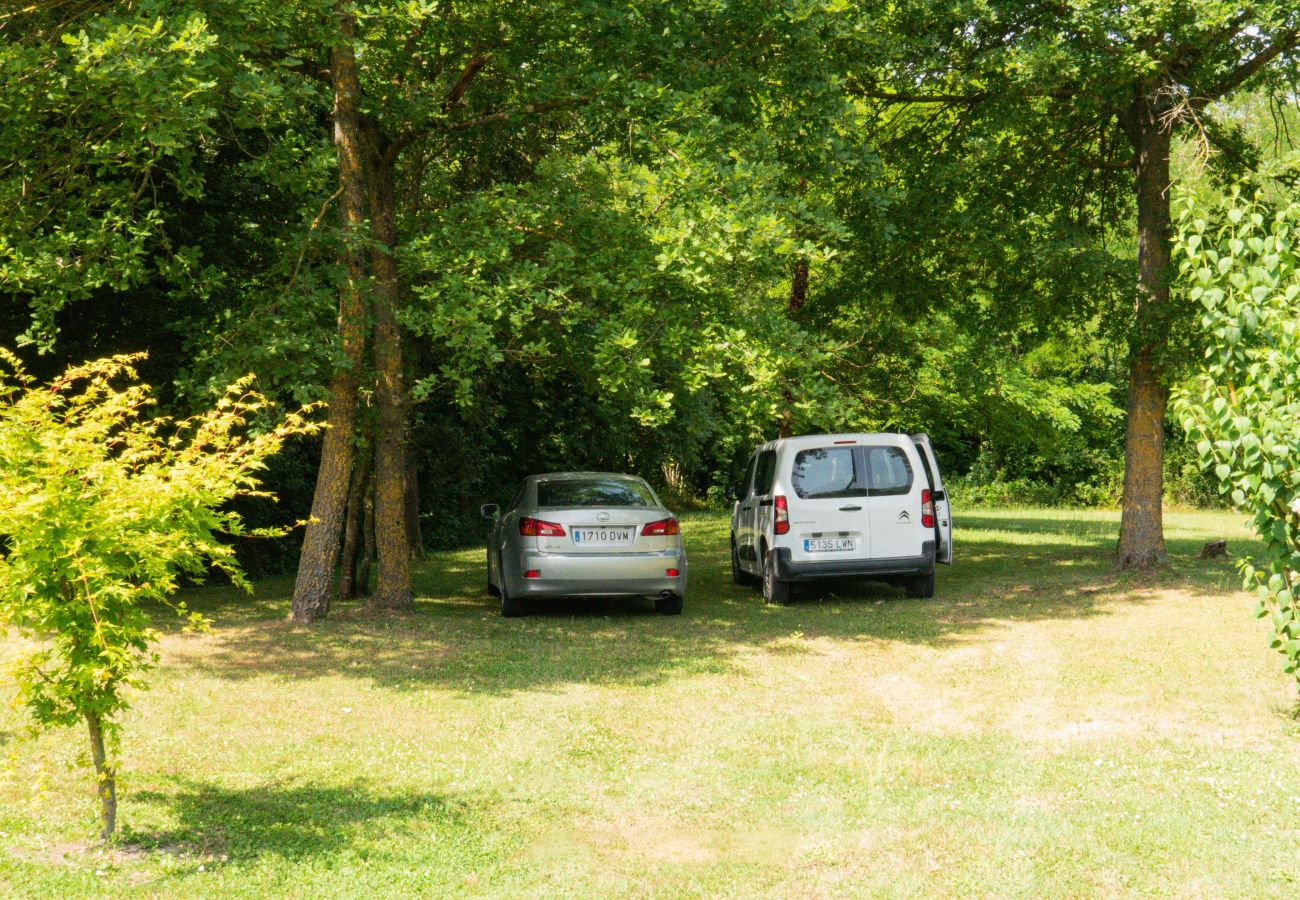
[166,511,1247,696]
[129,779,457,865]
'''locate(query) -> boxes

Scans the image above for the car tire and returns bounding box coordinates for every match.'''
[762,550,792,606]
[500,580,526,617]
[655,594,684,616]
[906,572,935,599]
[731,538,756,587]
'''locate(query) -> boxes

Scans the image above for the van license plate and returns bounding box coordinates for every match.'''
[573,527,634,546]
[805,538,855,552]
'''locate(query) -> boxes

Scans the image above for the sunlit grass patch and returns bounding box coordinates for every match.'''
[2,507,1298,897]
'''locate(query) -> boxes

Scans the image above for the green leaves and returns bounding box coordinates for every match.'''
[1173,191,1300,684]
[0,352,318,816]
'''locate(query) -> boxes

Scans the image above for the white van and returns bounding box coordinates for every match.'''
[728,433,952,604]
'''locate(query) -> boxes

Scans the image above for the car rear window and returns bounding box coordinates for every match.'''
[792,447,866,499]
[865,446,913,495]
[537,478,654,507]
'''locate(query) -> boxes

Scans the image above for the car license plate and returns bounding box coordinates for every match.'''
[805,538,855,552]
[573,527,634,546]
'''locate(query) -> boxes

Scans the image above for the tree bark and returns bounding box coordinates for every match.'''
[290,6,372,622]
[778,258,809,439]
[85,712,116,840]
[364,149,414,610]
[1116,97,1171,570]
[358,469,376,596]
[337,436,371,600]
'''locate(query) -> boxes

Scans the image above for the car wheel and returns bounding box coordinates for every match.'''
[655,594,684,615]
[762,550,792,605]
[731,538,756,587]
[906,572,935,599]
[499,579,526,617]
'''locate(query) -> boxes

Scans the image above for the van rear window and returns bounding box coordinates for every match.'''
[866,446,913,495]
[792,448,866,499]
[537,478,654,507]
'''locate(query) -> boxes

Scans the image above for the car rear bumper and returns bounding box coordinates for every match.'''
[508,549,688,598]
[774,541,934,582]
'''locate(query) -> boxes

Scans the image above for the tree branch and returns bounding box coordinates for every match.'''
[1201,30,1300,101]
[444,97,589,131]
[445,54,491,109]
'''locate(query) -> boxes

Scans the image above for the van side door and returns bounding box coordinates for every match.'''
[734,453,759,566]
[751,448,778,556]
[910,434,952,564]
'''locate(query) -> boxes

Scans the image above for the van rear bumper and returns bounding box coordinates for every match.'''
[774,541,934,582]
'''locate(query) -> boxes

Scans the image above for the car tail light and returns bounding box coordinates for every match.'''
[921,489,935,529]
[642,518,680,536]
[523,569,541,579]
[666,568,680,577]
[519,517,566,537]
[774,495,790,535]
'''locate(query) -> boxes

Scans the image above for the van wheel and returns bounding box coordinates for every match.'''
[487,549,500,597]
[762,552,792,605]
[731,538,756,587]
[655,594,684,615]
[906,572,935,599]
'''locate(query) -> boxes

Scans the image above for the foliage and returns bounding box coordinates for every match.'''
[0,351,318,832]
[1174,193,1300,685]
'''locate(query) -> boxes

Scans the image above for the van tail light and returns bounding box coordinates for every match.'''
[774,495,790,535]
[921,489,935,529]
[642,518,680,536]
[519,517,566,537]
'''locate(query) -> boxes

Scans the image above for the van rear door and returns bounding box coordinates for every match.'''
[863,443,927,559]
[910,433,952,564]
[785,444,872,565]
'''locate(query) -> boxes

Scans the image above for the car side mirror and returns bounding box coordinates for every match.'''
[725,484,737,501]
[480,503,500,520]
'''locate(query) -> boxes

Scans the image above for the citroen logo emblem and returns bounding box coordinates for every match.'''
[897,510,910,521]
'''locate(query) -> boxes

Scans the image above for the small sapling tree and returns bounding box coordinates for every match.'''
[0,352,318,838]
[1174,194,1300,692]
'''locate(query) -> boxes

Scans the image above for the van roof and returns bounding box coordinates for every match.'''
[760,432,913,451]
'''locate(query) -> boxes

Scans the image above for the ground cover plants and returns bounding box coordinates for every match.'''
[2,509,1297,897]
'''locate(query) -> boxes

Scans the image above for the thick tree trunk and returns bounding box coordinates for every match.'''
[405,450,424,559]
[85,712,116,840]
[290,7,371,622]
[1116,99,1171,570]
[364,151,414,610]
[337,438,371,600]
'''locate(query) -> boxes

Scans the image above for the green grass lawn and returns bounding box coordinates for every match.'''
[2,508,1298,897]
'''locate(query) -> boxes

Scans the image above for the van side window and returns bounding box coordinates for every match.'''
[865,446,913,496]
[792,447,866,499]
[754,450,777,496]
[739,455,757,498]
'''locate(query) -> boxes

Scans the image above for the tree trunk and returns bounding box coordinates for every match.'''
[778,258,809,438]
[337,437,371,600]
[85,712,116,840]
[358,470,376,596]
[364,150,414,610]
[290,5,371,622]
[405,450,424,559]
[1116,98,1171,570]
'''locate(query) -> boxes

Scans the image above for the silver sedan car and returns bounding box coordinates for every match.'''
[481,472,687,617]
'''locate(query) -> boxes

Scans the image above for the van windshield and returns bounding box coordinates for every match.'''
[791,448,867,499]
[537,478,654,507]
